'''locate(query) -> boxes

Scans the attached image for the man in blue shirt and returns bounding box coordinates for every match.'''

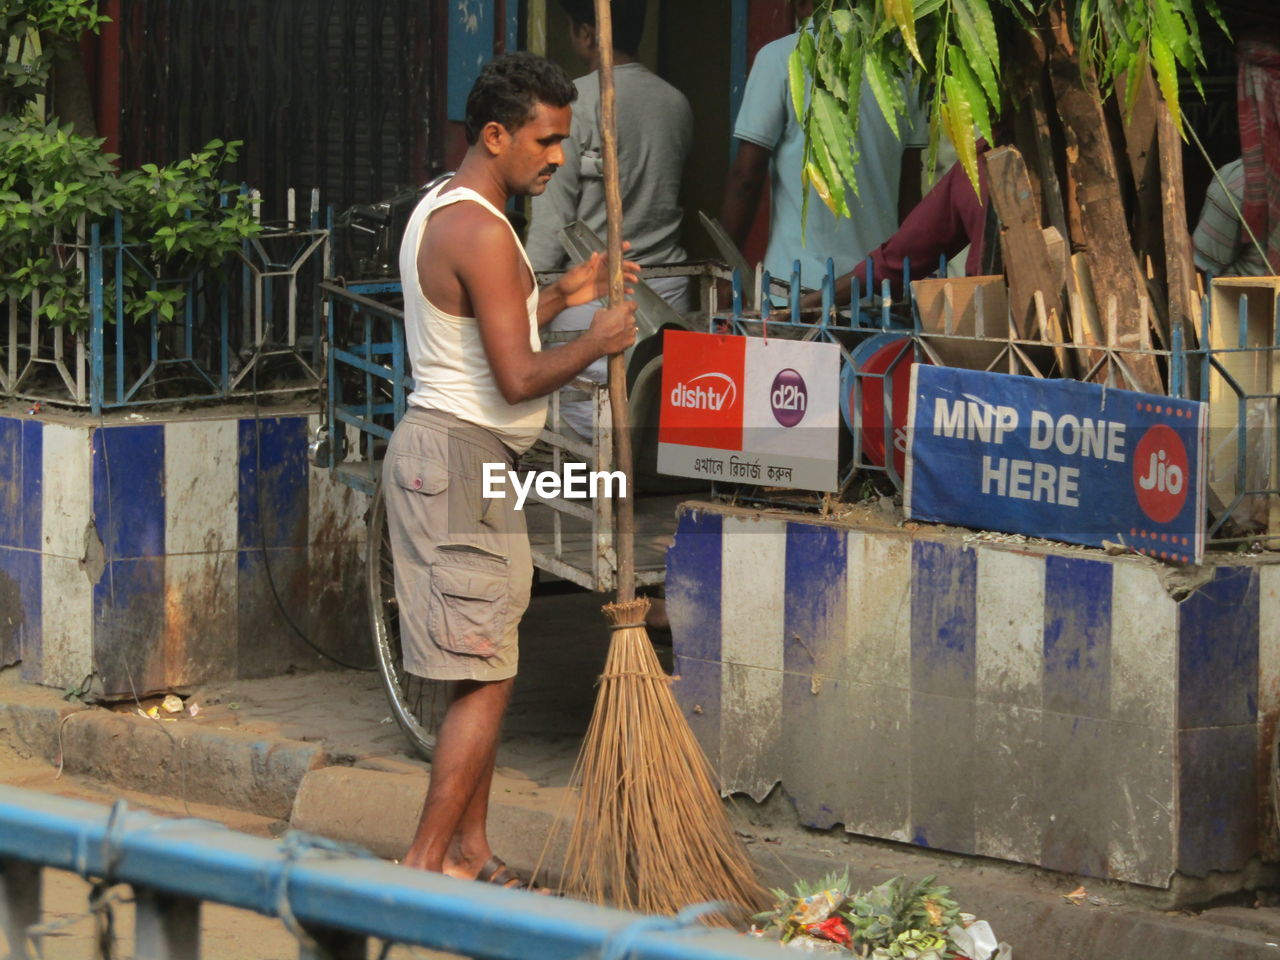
[720,0,927,288]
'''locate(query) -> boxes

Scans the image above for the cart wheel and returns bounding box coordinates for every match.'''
[368,482,449,760]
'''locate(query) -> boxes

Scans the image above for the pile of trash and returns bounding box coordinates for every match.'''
[750,872,1010,959]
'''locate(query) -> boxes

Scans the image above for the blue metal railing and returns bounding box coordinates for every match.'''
[319,281,412,496]
[3,203,329,414]
[0,785,776,960]
[311,255,1278,548]
[712,261,1280,547]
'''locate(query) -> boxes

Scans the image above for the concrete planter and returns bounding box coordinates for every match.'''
[666,502,1280,890]
[0,405,368,695]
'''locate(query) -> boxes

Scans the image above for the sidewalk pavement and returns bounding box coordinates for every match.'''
[4,585,1280,959]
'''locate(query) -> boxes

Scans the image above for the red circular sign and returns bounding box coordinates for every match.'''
[840,335,931,480]
[1132,424,1189,523]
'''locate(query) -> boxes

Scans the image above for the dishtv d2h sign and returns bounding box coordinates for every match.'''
[903,366,1207,563]
[657,330,840,492]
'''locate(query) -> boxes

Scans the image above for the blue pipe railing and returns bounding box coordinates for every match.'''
[0,785,777,960]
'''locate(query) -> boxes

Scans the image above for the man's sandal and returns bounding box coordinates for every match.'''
[475,856,555,895]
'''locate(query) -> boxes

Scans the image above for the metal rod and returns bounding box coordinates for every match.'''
[0,858,40,960]
[0,786,779,960]
[134,889,200,960]
[90,225,104,414]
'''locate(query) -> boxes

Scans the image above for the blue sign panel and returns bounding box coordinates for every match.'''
[448,2,494,123]
[904,366,1207,563]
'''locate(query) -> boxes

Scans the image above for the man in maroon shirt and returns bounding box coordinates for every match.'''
[801,140,994,310]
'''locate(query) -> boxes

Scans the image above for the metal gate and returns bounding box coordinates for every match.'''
[115,0,441,224]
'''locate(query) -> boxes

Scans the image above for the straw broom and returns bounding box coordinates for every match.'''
[553,0,770,919]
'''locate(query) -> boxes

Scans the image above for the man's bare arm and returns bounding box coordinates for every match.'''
[456,217,636,404]
[720,140,772,249]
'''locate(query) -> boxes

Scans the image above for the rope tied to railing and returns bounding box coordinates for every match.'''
[272,830,381,950]
[28,798,137,959]
[89,798,130,959]
[41,801,268,958]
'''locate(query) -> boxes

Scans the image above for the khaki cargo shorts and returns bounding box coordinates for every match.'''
[383,407,533,682]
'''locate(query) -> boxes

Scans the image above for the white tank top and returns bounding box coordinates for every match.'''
[400,179,546,454]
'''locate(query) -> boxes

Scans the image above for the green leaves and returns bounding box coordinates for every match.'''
[942,74,980,194]
[1150,32,1180,132]
[796,0,1224,228]
[756,872,964,954]
[1073,0,1222,133]
[0,117,261,329]
[814,89,859,197]
[864,45,906,140]
[1,0,110,115]
[884,0,924,65]
[950,0,1000,107]
[947,45,991,143]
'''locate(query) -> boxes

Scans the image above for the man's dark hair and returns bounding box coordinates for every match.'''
[558,0,647,57]
[464,52,577,145]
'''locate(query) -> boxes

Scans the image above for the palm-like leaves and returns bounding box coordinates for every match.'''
[791,0,1224,215]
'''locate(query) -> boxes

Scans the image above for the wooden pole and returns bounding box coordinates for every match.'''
[1045,1,1164,394]
[1156,97,1199,353]
[593,0,636,602]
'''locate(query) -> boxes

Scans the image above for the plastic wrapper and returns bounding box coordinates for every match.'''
[787,890,843,927]
[948,919,1011,960]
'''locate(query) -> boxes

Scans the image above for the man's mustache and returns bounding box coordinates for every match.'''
[539,165,558,177]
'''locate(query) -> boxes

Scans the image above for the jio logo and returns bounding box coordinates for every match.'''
[1132,424,1188,523]
[770,368,807,427]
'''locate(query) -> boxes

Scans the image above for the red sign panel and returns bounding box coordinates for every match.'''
[658,331,746,452]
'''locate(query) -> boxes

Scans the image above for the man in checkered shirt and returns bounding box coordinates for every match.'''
[1192,159,1269,278]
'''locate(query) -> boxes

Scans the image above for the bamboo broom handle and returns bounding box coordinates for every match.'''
[594,0,636,603]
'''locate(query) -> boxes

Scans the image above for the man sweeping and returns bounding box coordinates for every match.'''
[385,51,637,888]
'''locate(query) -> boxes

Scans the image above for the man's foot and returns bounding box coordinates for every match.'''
[440,838,493,881]
[475,856,555,894]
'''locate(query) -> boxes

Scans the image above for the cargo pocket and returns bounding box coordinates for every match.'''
[428,543,509,658]
[392,453,449,496]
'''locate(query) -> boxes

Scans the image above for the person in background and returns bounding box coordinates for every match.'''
[1222,2,1280,275]
[525,0,693,440]
[798,140,994,311]
[1193,158,1270,278]
[720,0,927,289]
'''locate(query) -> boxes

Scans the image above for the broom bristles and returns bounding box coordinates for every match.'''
[552,597,770,919]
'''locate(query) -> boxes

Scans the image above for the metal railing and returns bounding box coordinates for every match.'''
[318,278,691,591]
[710,259,1280,548]
[316,256,1279,554]
[0,785,775,960]
[1198,279,1280,544]
[2,194,329,414]
[318,280,408,495]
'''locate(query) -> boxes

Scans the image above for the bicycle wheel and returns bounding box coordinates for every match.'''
[368,482,450,760]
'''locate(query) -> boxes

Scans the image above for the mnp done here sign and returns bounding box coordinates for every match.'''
[904,366,1206,563]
